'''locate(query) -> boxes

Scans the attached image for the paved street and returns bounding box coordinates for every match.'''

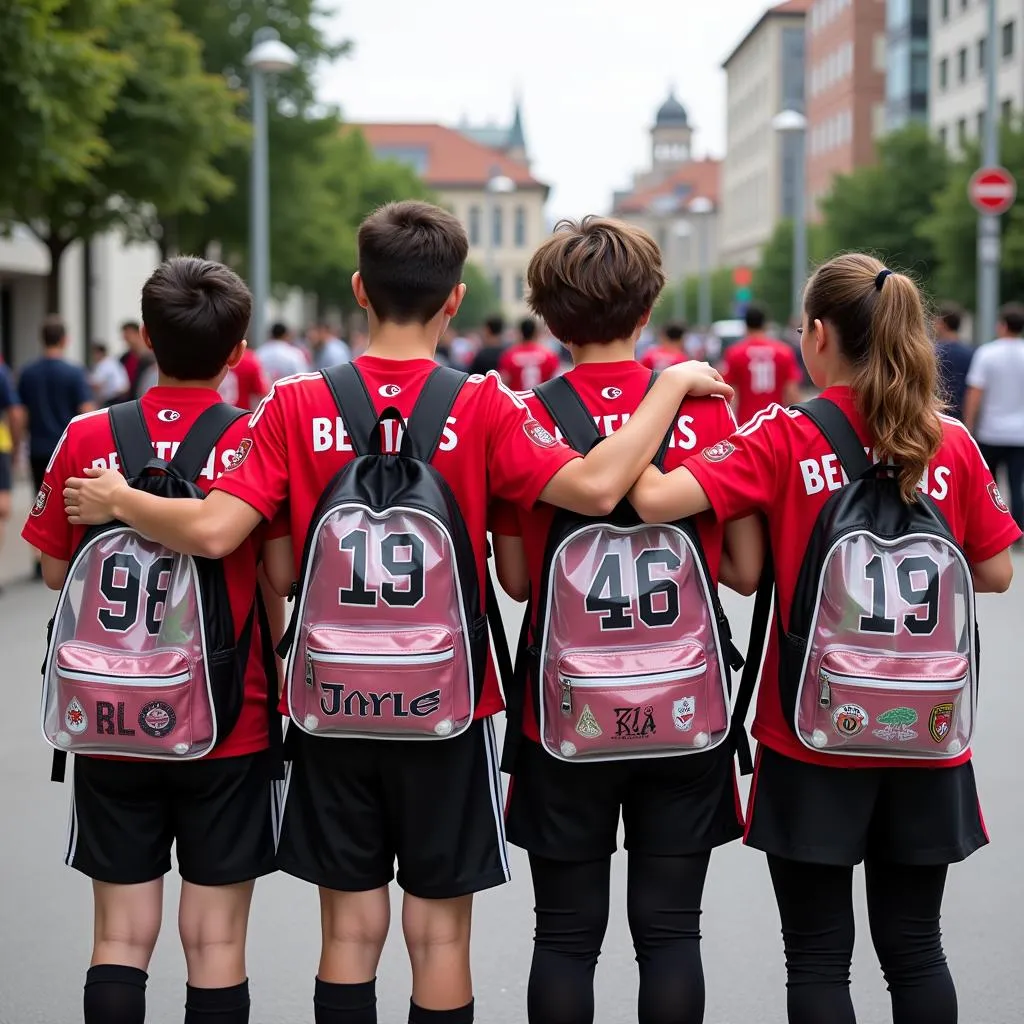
[1,482,1022,1023]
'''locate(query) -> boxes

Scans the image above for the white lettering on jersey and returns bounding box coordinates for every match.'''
[311,416,459,453]
[89,442,236,480]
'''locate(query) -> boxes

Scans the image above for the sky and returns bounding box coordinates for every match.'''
[316,0,775,221]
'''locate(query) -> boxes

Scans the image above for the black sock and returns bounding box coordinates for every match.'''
[184,979,250,1023]
[314,977,377,1024]
[408,999,474,1024]
[83,964,148,1024]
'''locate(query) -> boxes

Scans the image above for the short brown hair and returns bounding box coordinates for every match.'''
[141,257,252,381]
[41,315,66,348]
[999,302,1024,334]
[527,217,665,345]
[358,201,468,325]
[937,302,962,333]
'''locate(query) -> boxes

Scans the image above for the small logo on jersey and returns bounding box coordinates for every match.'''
[157,409,180,423]
[30,482,51,517]
[225,437,252,471]
[614,705,656,739]
[832,703,868,738]
[378,384,401,398]
[702,440,736,463]
[64,697,88,735]
[872,706,918,742]
[988,481,1009,514]
[673,696,696,731]
[523,418,557,448]
[601,386,623,400]
[138,700,176,738]
[575,704,602,739]
[929,703,955,743]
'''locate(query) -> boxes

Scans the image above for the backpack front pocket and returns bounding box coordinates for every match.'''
[799,649,971,757]
[541,642,728,761]
[51,643,203,756]
[292,626,467,738]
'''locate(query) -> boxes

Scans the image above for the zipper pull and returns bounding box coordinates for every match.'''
[818,672,831,707]
[305,651,314,689]
[560,680,572,716]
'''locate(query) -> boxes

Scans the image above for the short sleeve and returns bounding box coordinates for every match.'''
[212,387,290,521]
[965,347,988,389]
[684,411,782,521]
[489,499,521,536]
[21,432,75,560]
[483,375,579,509]
[960,436,1021,562]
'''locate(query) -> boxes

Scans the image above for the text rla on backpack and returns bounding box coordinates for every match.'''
[734,397,978,769]
[42,401,282,777]
[278,363,494,741]
[504,374,744,768]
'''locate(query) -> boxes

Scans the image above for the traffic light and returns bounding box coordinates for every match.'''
[735,286,752,304]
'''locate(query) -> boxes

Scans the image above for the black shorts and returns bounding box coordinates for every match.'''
[277,718,510,899]
[745,745,989,867]
[505,739,743,862]
[0,452,10,493]
[67,750,281,886]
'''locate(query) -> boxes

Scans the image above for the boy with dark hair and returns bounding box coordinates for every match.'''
[933,302,973,420]
[64,200,731,1024]
[25,257,283,1024]
[640,320,689,371]
[489,216,762,1022]
[498,315,560,390]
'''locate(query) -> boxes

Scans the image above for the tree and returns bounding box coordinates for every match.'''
[819,123,951,280]
[922,121,1024,314]
[654,269,742,328]
[752,219,830,324]
[452,263,499,332]
[2,0,246,308]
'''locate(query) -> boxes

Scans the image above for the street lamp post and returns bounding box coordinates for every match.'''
[672,219,692,323]
[978,0,1000,345]
[245,29,298,353]
[773,110,809,323]
[688,197,713,329]
[484,168,516,313]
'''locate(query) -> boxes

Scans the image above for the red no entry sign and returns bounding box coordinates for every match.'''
[969,166,1017,215]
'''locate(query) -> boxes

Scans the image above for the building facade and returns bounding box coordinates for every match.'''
[930,0,1023,155]
[611,92,722,298]
[805,0,887,215]
[358,105,548,318]
[886,0,930,130]
[720,0,811,268]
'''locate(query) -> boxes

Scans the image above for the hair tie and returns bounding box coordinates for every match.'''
[875,268,893,290]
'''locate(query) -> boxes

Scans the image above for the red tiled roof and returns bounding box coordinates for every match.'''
[613,159,720,215]
[772,0,813,13]
[354,122,547,191]
[723,0,811,68]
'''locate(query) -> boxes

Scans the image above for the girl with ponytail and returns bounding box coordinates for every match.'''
[626,252,1019,1024]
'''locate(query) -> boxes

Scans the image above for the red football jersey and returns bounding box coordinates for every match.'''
[685,385,1022,769]
[212,355,580,718]
[22,386,272,759]
[490,360,738,742]
[218,349,269,411]
[498,342,561,392]
[721,335,802,426]
[640,345,689,372]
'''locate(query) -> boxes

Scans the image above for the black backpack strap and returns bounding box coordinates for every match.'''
[169,403,248,482]
[731,553,775,776]
[322,364,377,457]
[796,397,872,480]
[254,589,285,780]
[534,375,600,454]
[109,401,154,478]
[406,366,468,461]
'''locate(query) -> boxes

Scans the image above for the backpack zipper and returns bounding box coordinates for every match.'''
[558,664,705,716]
[818,668,967,708]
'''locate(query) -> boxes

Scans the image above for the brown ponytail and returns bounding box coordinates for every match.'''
[804,253,943,502]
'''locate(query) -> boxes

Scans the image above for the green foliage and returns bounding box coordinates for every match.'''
[752,219,830,324]
[654,268,745,328]
[452,263,499,332]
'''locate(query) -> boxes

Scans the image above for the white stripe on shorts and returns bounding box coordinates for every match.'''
[482,717,511,881]
[64,769,78,867]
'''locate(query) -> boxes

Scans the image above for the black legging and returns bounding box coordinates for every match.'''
[768,856,957,1024]
[527,851,710,1024]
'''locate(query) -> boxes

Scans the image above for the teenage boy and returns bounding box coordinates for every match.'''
[25,257,283,1024]
[63,200,732,1024]
[639,320,689,371]
[498,316,560,390]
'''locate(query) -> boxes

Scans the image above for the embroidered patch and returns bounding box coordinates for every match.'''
[988,481,1010,514]
[575,704,602,739]
[673,696,695,731]
[832,703,868,738]
[523,418,557,448]
[225,437,253,471]
[928,702,955,743]
[138,700,176,738]
[872,706,918,742]
[701,440,736,463]
[31,482,51,517]
[64,697,88,735]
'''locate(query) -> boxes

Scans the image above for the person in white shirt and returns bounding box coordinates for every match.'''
[964,302,1024,531]
[89,341,130,405]
[257,321,308,383]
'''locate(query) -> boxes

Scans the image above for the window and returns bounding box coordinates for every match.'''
[938,124,948,148]
[957,47,968,82]
[492,205,503,248]
[1003,99,1014,122]
[957,118,967,146]
[978,110,986,139]
[941,0,949,21]
[514,206,526,248]
[514,275,525,302]
[468,206,481,247]
[960,0,968,9]
[978,36,986,72]
[1003,20,1015,59]
[939,57,948,90]
[493,273,503,302]
[874,34,887,73]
